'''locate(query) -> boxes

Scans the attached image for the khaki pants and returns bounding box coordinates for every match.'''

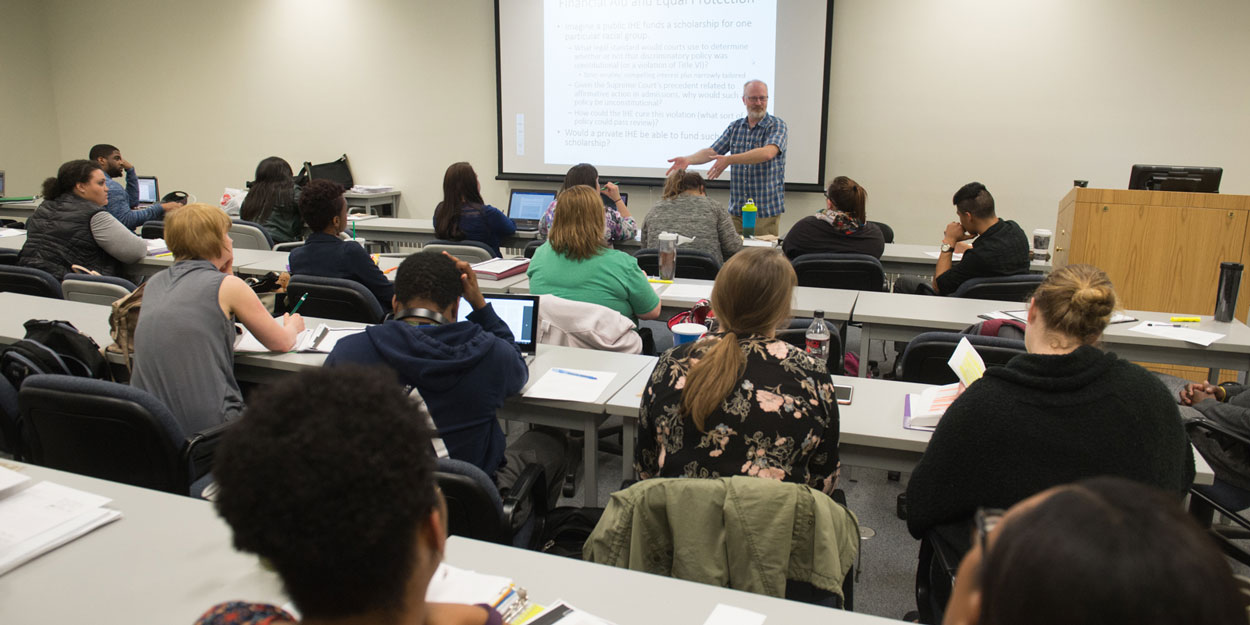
[732,214,781,237]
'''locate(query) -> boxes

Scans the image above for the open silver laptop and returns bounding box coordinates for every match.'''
[506,189,556,231]
[456,293,540,363]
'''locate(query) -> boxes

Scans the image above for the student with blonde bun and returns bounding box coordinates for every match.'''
[906,264,1194,540]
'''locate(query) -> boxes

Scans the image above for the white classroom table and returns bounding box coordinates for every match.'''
[511,277,860,321]
[0,231,27,250]
[879,243,1051,276]
[343,189,401,217]
[853,291,1250,379]
[0,462,892,625]
[0,199,39,219]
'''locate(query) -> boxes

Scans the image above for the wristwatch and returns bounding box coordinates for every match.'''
[939,242,955,254]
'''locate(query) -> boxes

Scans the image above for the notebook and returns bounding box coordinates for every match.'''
[457,293,540,362]
[507,189,556,230]
[137,176,159,205]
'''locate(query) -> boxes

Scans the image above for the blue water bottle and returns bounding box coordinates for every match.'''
[741,198,757,238]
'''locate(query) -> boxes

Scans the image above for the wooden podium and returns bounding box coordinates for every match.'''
[1053,187,1250,323]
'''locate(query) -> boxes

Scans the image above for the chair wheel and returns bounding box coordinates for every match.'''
[888,470,901,482]
[562,471,577,498]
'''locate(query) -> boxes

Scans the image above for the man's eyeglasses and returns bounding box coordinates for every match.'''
[974,507,1005,582]
[744,95,769,103]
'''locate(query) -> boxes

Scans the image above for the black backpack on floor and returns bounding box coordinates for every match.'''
[537,506,605,560]
[0,319,109,387]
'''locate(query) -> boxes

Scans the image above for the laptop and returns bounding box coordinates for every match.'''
[456,293,540,363]
[507,189,556,231]
[137,176,159,206]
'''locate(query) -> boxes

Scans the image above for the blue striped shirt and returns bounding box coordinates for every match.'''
[710,113,787,218]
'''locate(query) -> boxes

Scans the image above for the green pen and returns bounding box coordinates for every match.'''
[290,292,309,315]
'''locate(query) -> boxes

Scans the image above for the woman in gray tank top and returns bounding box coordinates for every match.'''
[131,203,305,433]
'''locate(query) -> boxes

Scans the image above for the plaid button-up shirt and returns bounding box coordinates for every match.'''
[710,113,788,217]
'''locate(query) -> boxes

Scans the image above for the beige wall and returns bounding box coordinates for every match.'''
[0,1,61,198]
[3,0,1248,246]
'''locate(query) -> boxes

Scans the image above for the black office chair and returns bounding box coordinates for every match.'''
[897,332,1026,384]
[915,524,967,625]
[139,220,165,240]
[18,374,227,497]
[867,221,894,244]
[634,248,721,279]
[790,253,887,291]
[423,238,497,263]
[286,275,386,323]
[229,219,275,251]
[1186,417,1250,567]
[0,375,21,459]
[775,318,845,375]
[524,240,543,259]
[61,274,137,306]
[437,457,547,549]
[0,265,64,299]
[0,249,19,265]
[949,274,1044,302]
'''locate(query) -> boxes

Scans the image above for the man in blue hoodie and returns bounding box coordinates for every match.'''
[325,251,565,502]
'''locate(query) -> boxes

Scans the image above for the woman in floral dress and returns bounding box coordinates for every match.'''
[636,247,841,492]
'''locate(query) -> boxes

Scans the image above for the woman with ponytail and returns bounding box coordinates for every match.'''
[906,264,1195,542]
[635,247,840,492]
[782,175,884,260]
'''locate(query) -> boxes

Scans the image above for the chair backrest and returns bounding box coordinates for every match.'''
[867,221,894,244]
[0,249,19,265]
[949,274,1044,302]
[61,274,136,306]
[0,375,21,459]
[524,240,543,259]
[229,219,274,251]
[18,374,190,493]
[634,248,721,280]
[272,241,305,252]
[139,220,165,240]
[286,275,385,323]
[0,265,63,299]
[898,332,1026,384]
[790,253,886,291]
[774,319,844,375]
[436,457,508,543]
[423,239,496,263]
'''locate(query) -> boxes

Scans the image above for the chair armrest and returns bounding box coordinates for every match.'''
[183,420,233,482]
[1186,417,1250,448]
[502,462,547,531]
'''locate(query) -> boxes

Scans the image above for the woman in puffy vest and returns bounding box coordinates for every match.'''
[19,160,146,279]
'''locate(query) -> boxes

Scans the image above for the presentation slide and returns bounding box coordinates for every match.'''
[498,0,832,187]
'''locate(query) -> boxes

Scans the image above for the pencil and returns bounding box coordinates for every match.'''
[290,292,309,314]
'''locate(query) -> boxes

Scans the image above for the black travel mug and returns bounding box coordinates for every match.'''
[1215,262,1243,322]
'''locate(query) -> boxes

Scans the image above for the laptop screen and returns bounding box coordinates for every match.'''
[456,294,539,351]
[137,176,159,204]
[508,190,556,221]
[0,170,5,197]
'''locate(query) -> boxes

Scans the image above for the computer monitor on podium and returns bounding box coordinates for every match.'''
[1128,165,1222,193]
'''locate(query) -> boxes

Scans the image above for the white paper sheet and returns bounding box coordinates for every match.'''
[0,466,30,499]
[947,337,985,386]
[524,368,616,403]
[0,228,25,238]
[425,563,513,605]
[661,283,714,301]
[923,251,964,261]
[702,604,767,625]
[741,239,776,248]
[0,482,112,549]
[1128,322,1225,347]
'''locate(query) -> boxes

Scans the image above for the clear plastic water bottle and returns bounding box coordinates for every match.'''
[741,198,758,237]
[805,310,830,360]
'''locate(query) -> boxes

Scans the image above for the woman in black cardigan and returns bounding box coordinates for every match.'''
[905,264,1195,541]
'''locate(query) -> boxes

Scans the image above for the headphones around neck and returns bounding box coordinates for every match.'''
[395,307,452,326]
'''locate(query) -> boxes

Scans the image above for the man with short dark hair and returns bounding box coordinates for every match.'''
[325,251,566,503]
[89,144,181,230]
[894,182,1030,295]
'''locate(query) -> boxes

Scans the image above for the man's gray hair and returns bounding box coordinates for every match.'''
[742,79,767,94]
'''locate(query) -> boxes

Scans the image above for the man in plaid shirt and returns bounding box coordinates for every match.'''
[667,80,788,237]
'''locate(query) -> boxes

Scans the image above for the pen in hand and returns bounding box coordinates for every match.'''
[290,292,309,315]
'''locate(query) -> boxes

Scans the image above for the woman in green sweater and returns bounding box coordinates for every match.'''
[906,264,1194,542]
[527,185,661,321]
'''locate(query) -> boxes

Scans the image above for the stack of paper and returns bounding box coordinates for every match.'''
[347,213,378,222]
[660,283,714,301]
[235,323,366,353]
[348,185,395,194]
[145,238,169,256]
[0,466,122,576]
[427,563,545,624]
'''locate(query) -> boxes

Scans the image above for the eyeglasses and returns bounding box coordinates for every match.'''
[744,95,769,103]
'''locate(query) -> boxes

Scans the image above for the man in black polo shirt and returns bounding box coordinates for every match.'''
[895,182,1030,295]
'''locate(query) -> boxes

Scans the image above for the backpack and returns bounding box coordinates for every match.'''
[108,282,146,372]
[537,506,605,560]
[0,319,109,387]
